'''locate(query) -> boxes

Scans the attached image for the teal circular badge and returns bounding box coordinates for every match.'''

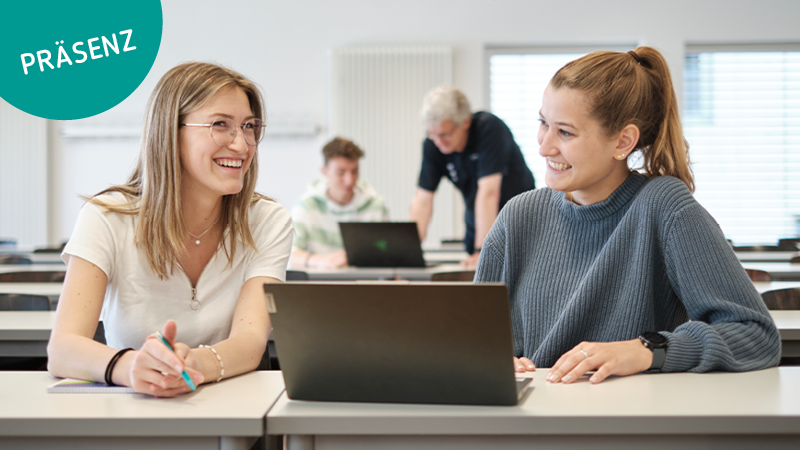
[0,1,162,120]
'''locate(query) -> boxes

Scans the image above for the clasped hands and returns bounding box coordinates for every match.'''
[513,339,654,385]
[116,320,205,397]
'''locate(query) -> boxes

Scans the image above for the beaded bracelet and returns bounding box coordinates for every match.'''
[199,344,224,382]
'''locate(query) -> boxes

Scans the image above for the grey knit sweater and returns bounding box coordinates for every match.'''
[475,172,781,372]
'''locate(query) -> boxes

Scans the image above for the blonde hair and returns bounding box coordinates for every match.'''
[89,62,269,278]
[550,46,694,192]
[420,85,472,128]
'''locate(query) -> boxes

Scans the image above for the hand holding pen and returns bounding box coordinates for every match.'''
[125,320,204,397]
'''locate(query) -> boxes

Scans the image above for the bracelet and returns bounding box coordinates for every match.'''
[199,344,224,382]
[104,348,134,386]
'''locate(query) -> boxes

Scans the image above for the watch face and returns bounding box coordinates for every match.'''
[641,331,668,348]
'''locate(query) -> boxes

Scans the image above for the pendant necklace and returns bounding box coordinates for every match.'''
[187,217,220,245]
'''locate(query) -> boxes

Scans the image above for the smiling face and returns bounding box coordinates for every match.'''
[179,86,255,201]
[538,85,636,206]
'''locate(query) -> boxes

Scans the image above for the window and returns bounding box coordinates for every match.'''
[684,44,800,245]
[488,44,800,246]
[487,45,635,194]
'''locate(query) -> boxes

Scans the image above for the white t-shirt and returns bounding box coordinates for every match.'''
[63,193,293,350]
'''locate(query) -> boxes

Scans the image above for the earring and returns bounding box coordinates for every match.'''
[616,153,626,160]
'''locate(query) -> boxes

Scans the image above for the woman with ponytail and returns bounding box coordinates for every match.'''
[475,47,780,384]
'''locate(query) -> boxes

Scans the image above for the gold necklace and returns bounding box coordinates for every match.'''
[187,218,219,245]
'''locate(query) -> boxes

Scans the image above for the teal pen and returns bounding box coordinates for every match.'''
[155,331,197,391]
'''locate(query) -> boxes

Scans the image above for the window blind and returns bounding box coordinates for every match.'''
[489,52,584,186]
[684,47,800,245]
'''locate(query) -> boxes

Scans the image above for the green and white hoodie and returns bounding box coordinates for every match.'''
[291,179,389,254]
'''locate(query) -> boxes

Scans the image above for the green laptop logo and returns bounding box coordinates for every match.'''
[374,239,388,252]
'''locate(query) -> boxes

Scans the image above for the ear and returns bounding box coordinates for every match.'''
[320,164,328,178]
[460,116,472,130]
[613,124,640,160]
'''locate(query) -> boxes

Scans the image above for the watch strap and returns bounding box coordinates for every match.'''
[649,347,666,371]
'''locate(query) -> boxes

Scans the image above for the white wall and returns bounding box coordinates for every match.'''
[44,0,800,245]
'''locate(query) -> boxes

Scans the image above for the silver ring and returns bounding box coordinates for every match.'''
[579,350,589,359]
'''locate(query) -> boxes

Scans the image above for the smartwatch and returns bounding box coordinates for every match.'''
[639,331,668,371]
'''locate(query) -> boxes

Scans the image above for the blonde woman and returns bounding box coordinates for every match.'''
[476,47,780,384]
[48,63,292,397]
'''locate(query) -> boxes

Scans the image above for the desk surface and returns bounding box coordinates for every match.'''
[743,262,800,280]
[0,282,62,297]
[736,251,799,263]
[304,263,466,281]
[0,264,67,274]
[267,367,800,436]
[0,370,285,438]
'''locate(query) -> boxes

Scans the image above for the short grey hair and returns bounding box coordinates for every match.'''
[420,86,472,128]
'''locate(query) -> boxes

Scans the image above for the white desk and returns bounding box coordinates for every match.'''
[2,308,799,360]
[743,262,800,281]
[0,311,55,356]
[0,264,67,274]
[268,367,800,450]
[0,371,285,450]
[736,251,799,263]
[0,250,65,264]
[753,280,800,294]
[304,263,466,281]
[423,250,468,264]
[0,282,62,298]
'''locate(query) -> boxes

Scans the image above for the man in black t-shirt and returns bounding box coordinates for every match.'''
[410,86,535,267]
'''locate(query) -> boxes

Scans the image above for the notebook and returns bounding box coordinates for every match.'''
[265,282,531,406]
[47,378,136,394]
[339,222,427,267]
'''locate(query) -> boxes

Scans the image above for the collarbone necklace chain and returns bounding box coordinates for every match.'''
[187,217,220,245]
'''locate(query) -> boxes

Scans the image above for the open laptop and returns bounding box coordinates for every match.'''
[339,222,427,267]
[264,282,531,406]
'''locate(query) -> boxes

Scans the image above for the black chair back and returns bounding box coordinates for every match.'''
[430,271,476,282]
[761,288,800,310]
[0,255,33,265]
[0,293,51,311]
[777,238,800,251]
[286,270,309,281]
[0,271,66,282]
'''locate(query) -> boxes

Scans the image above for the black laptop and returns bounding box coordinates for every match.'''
[339,222,426,267]
[264,282,531,406]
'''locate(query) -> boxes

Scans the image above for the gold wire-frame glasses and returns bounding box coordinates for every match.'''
[181,119,266,147]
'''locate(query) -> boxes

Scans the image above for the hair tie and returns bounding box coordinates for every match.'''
[628,50,642,65]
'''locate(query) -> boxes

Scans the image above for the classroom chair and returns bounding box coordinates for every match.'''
[733,245,780,252]
[790,256,800,264]
[777,238,800,251]
[745,269,773,282]
[0,293,51,311]
[0,293,51,371]
[430,271,476,282]
[761,287,800,366]
[0,271,66,282]
[32,241,68,253]
[0,255,33,265]
[761,288,800,310]
[286,270,310,281]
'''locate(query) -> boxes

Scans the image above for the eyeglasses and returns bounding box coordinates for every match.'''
[181,119,266,147]
[427,123,459,141]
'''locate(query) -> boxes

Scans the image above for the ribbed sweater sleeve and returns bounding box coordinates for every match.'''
[475,173,781,373]
[660,202,781,372]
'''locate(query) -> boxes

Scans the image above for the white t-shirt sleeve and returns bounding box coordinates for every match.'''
[62,200,119,279]
[245,200,294,282]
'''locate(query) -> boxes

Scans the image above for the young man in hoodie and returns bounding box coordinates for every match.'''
[290,137,389,269]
